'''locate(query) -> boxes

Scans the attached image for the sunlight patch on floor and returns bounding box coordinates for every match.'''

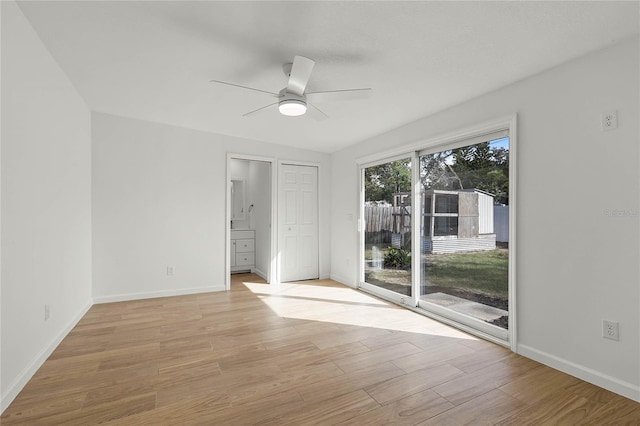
[241,280,476,341]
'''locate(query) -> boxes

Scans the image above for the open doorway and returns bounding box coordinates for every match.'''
[226,155,276,290]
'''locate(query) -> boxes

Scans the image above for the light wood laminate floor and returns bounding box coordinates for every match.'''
[3,274,640,425]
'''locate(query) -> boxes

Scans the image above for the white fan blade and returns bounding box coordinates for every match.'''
[307,103,329,121]
[306,88,372,102]
[210,79,278,97]
[242,102,278,117]
[287,56,315,96]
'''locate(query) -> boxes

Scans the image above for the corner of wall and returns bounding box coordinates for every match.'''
[330,274,357,289]
[0,300,93,412]
[1,2,94,413]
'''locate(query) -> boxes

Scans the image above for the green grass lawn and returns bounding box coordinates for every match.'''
[424,249,508,297]
[365,245,508,298]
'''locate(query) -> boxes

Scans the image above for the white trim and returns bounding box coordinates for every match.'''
[226,155,232,291]
[507,114,518,351]
[1,300,93,413]
[93,286,222,304]
[358,151,415,169]
[411,151,421,307]
[227,153,276,164]
[0,0,3,409]
[279,159,320,168]
[226,153,277,289]
[270,161,278,285]
[358,165,365,285]
[518,344,640,402]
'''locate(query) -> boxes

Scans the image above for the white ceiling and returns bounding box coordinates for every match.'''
[17,1,639,153]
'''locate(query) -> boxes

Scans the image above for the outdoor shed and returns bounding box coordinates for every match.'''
[421,189,497,254]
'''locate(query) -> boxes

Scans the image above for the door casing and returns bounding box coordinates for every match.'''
[225,154,277,290]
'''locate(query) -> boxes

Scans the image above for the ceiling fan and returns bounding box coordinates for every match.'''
[210,55,371,119]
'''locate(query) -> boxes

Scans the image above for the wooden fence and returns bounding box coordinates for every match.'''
[365,206,392,232]
[364,206,410,233]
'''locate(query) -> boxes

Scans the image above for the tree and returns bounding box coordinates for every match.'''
[420,150,459,191]
[365,140,509,205]
[420,141,509,204]
[451,142,509,204]
[364,159,411,203]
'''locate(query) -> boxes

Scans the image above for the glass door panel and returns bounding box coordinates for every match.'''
[419,137,510,330]
[362,158,413,297]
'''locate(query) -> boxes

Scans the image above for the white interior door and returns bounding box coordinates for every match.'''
[278,164,319,282]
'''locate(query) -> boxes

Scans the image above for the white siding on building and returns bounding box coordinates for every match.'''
[477,192,494,234]
[422,234,496,254]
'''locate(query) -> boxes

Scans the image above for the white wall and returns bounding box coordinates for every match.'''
[1,1,93,410]
[330,37,640,401]
[248,161,271,279]
[92,113,331,301]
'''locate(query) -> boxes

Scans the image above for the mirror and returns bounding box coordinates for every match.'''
[231,179,246,221]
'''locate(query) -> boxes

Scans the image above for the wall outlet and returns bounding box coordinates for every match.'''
[44,304,50,321]
[602,320,619,341]
[167,266,175,276]
[601,110,618,131]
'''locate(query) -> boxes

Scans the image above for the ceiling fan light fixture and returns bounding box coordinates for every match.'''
[211,55,370,119]
[278,99,307,116]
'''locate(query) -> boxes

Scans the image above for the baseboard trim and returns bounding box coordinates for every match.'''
[1,300,93,413]
[517,344,640,402]
[329,274,356,288]
[252,268,268,281]
[93,286,224,304]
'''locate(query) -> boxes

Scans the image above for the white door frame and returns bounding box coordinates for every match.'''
[225,153,277,290]
[277,160,321,284]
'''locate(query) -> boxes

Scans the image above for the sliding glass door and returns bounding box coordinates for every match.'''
[361,157,413,299]
[360,128,512,342]
[418,135,510,337]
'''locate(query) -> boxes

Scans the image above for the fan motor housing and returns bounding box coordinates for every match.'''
[278,91,307,116]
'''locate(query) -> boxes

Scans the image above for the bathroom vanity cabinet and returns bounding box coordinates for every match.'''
[230,229,255,273]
